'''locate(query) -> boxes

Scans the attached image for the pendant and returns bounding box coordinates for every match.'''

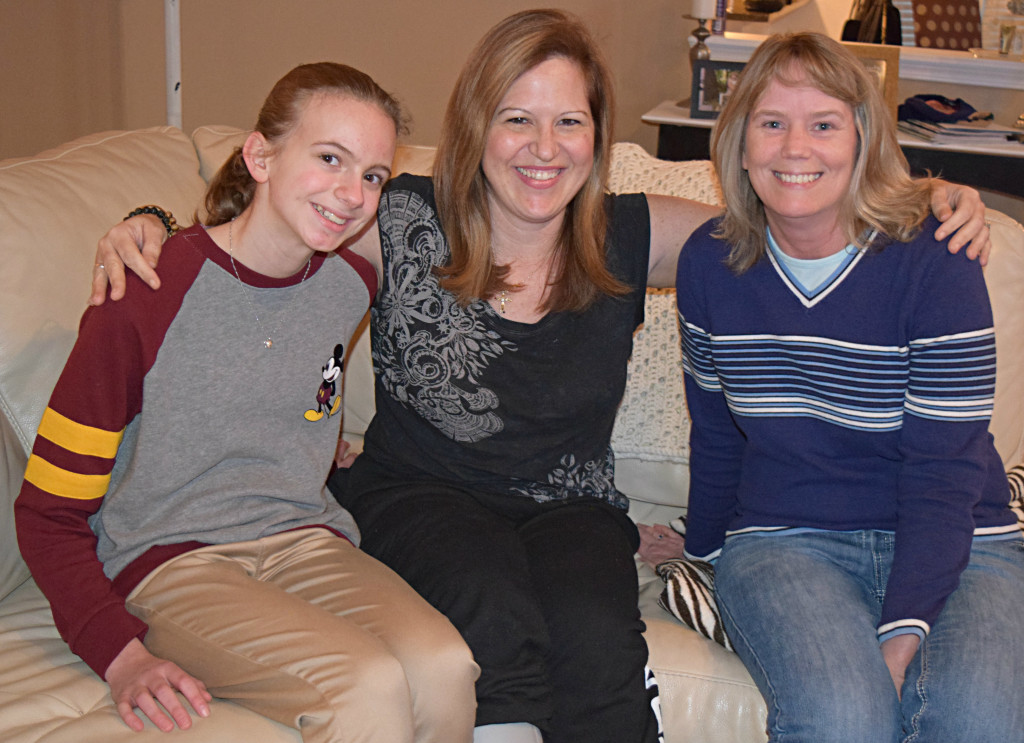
[264,338,273,349]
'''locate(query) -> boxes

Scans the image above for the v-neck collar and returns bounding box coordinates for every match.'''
[765,228,865,309]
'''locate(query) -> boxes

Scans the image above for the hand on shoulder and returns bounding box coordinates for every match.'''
[928,179,991,265]
[91,214,167,305]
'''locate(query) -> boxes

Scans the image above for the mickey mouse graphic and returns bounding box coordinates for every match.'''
[304,343,344,422]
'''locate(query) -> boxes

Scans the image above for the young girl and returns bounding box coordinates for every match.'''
[15,62,478,743]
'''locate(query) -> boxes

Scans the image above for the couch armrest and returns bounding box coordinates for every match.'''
[0,127,208,600]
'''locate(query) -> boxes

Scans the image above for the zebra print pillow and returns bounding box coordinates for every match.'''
[1009,464,1024,530]
[656,557,732,651]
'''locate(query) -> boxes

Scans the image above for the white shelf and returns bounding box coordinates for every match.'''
[704,32,1024,91]
[642,99,1024,159]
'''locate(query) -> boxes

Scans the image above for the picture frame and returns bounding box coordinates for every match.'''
[842,42,901,121]
[689,60,746,120]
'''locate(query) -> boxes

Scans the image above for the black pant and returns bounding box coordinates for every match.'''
[333,473,659,743]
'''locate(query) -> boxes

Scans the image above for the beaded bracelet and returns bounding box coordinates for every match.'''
[123,205,180,237]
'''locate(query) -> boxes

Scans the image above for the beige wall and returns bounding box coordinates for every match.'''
[3,0,1020,219]
[2,0,700,160]
[0,0,124,159]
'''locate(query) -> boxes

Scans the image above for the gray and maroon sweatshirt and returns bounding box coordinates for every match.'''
[16,224,375,677]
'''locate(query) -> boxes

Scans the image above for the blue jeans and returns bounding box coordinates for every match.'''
[715,530,1024,743]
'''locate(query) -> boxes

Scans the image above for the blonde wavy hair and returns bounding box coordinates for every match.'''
[711,32,931,273]
[433,9,626,311]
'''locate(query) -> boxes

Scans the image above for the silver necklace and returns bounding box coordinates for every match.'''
[227,221,311,349]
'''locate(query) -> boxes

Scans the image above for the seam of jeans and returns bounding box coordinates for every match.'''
[871,535,887,605]
[715,589,789,740]
[902,636,929,742]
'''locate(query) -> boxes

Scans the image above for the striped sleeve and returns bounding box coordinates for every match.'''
[879,248,997,644]
[25,408,125,497]
[15,301,149,677]
[904,328,996,423]
[676,228,745,562]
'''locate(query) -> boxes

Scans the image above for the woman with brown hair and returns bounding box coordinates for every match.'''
[93,11,992,743]
[336,15,682,741]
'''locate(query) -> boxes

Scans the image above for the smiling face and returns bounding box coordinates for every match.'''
[481,56,595,238]
[742,76,858,255]
[255,93,396,256]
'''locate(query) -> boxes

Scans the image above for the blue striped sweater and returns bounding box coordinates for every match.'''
[676,216,1016,643]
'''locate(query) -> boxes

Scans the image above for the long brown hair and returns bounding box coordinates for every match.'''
[202,62,406,226]
[433,9,626,311]
[711,32,931,273]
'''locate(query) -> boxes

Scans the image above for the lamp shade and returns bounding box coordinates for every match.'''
[686,0,719,18]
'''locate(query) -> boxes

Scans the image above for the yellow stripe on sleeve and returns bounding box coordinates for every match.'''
[36,408,123,459]
[23,455,111,500]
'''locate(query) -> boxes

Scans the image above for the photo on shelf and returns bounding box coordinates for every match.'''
[689,60,746,119]
[841,41,901,121]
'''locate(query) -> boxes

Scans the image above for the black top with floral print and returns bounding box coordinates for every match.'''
[350,174,651,509]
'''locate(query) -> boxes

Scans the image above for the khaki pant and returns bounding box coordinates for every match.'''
[126,528,479,743]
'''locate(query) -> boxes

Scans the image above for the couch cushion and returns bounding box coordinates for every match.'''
[607,142,724,207]
[0,127,207,600]
[191,124,248,183]
[985,209,1024,467]
[638,571,767,743]
[0,578,301,743]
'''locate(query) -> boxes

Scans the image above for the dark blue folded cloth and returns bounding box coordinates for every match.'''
[898,94,977,123]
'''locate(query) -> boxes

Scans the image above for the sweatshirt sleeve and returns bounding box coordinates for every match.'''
[15,299,148,678]
[676,227,745,562]
[878,244,996,644]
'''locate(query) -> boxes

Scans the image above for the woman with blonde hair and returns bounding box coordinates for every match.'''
[711,32,931,272]
[676,32,1024,742]
[93,13,993,743]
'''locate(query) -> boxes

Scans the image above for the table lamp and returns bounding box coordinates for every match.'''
[685,0,718,67]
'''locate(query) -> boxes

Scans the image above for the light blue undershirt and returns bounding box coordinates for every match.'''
[766,227,854,293]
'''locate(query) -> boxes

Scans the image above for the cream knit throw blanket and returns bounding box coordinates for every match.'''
[608,143,723,464]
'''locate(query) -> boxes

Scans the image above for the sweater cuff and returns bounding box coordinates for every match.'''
[70,602,149,679]
[877,618,929,645]
[684,547,720,565]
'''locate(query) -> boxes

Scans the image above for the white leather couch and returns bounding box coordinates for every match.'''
[2,125,1022,743]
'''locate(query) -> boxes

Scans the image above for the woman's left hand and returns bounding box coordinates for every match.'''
[880,634,921,700]
[929,180,991,265]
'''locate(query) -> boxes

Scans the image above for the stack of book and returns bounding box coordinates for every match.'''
[898,119,1023,146]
